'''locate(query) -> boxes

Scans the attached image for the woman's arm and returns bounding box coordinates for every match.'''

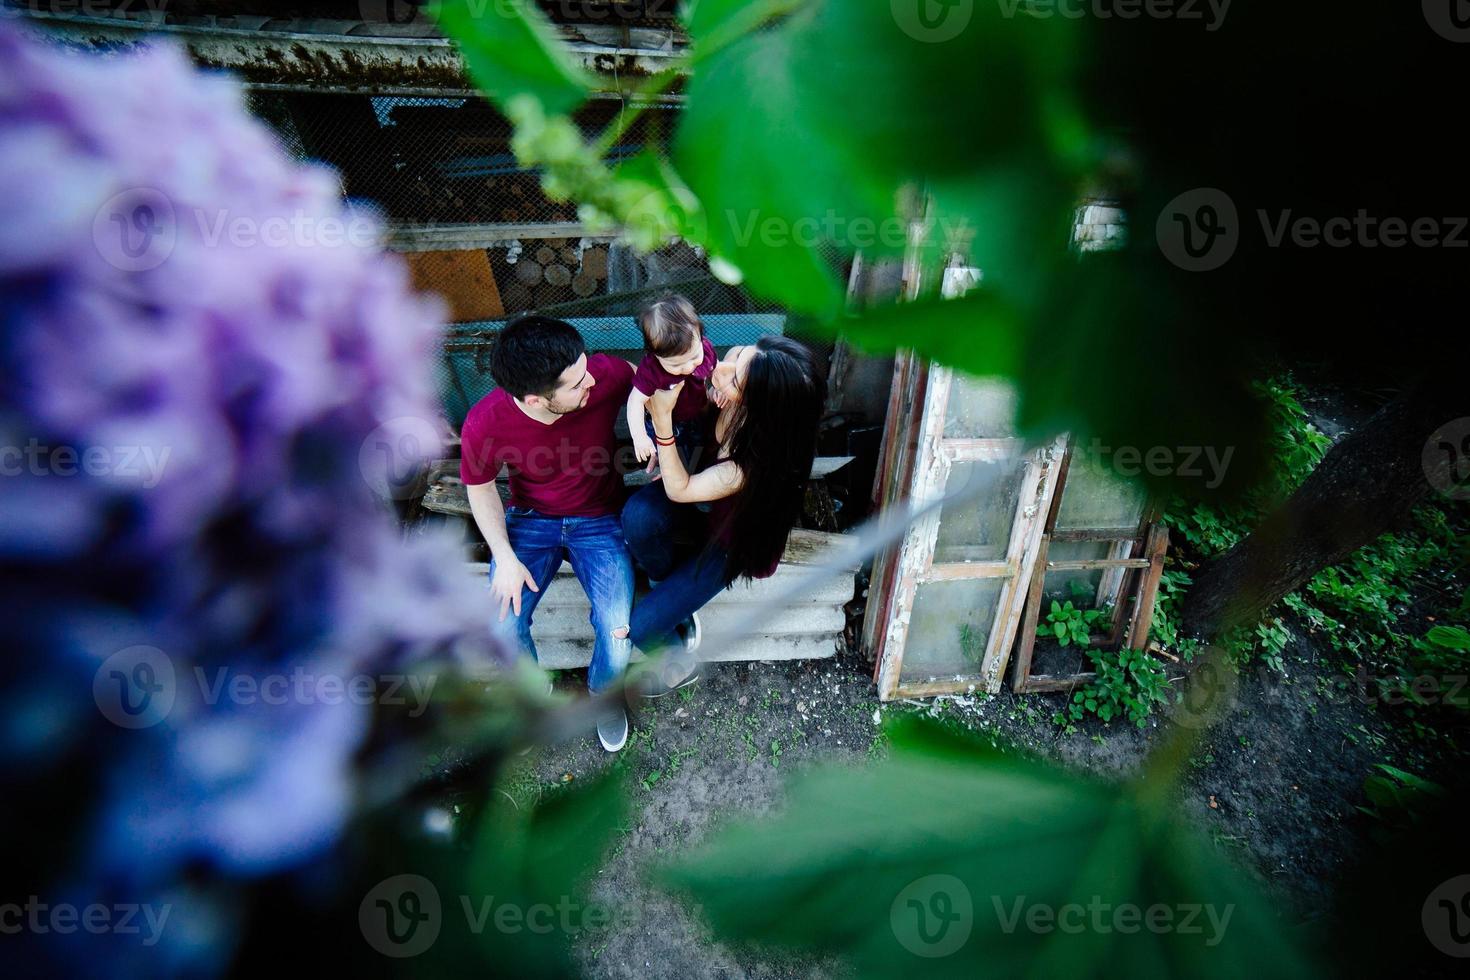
[647,382,744,503]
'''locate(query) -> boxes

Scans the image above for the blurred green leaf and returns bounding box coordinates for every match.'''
[1424,625,1470,652]
[830,293,1021,380]
[434,0,594,116]
[411,768,627,979]
[681,0,810,54]
[662,716,1312,978]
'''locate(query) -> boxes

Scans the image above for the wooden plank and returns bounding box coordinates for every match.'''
[1045,557,1153,572]
[1126,523,1170,650]
[875,362,952,700]
[1049,527,1145,543]
[938,438,1027,463]
[1008,534,1051,694]
[401,248,504,323]
[862,350,920,664]
[921,560,1015,582]
[980,436,1067,693]
[1020,672,1097,694]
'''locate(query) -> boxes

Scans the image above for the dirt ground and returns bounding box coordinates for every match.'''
[484,609,1461,979]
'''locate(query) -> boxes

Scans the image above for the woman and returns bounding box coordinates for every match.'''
[623,336,826,682]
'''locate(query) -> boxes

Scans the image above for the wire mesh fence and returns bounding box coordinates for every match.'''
[242,88,816,428]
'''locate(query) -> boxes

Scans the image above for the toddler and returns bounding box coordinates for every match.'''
[627,293,717,470]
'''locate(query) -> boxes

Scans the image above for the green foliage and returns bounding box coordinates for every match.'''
[663,716,1311,977]
[1357,763,1446,844]
[1161,377,1330,562]
[432,0,592,115]
[396,768,628,977]
[1042,598,1105,648]
[431,0,1278,461]
[1066,647,1172,728]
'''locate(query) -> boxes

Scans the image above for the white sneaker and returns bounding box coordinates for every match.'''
[685,611,702,653]
[596,706,628,752]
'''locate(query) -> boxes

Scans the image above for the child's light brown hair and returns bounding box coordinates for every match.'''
[638,292,702,359]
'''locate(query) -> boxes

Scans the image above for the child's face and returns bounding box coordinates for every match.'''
[655,330,704,376]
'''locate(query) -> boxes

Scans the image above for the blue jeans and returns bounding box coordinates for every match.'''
[489,507,634,693]
[623,485,735,653]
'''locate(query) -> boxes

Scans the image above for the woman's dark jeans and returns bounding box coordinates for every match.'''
[622,484,734,653]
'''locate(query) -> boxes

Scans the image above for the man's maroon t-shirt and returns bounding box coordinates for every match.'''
[459,353,634,517]
[632,336,716,424]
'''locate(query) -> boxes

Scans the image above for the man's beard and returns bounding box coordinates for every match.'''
[548,392,587,415]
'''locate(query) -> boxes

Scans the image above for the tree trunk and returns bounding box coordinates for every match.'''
[1181,373,1465,643]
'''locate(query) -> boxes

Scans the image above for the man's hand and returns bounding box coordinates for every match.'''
[490,556,540,622]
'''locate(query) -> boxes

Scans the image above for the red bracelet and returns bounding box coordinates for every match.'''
[653,433,676,446]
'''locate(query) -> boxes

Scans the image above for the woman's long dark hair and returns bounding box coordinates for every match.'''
[713,336,826,581]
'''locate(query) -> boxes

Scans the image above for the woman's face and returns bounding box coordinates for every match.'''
[710,344,758,406]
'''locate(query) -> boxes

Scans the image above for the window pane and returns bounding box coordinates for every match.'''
[933,457,1025,563]
[943,375,1017,439]
[900,578,1005,682]
[1055,453,1147,531]
[1042,540,1110,605]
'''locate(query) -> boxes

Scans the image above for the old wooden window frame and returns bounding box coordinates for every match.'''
[868,361,1066,700]
[1008,443,1171,693]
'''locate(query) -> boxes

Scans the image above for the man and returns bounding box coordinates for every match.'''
[460,315,635,751]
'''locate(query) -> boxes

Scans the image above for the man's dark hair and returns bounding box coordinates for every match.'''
[489,315,585,399]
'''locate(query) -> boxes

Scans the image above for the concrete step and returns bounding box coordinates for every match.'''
[532,634,840,671]
[467,561,854,606]
[507,595,844,640]
[468,528,857,666]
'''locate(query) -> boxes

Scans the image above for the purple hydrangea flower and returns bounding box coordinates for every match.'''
[0,24,507,975]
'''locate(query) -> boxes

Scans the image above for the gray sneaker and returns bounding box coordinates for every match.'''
[596,706,628,752]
